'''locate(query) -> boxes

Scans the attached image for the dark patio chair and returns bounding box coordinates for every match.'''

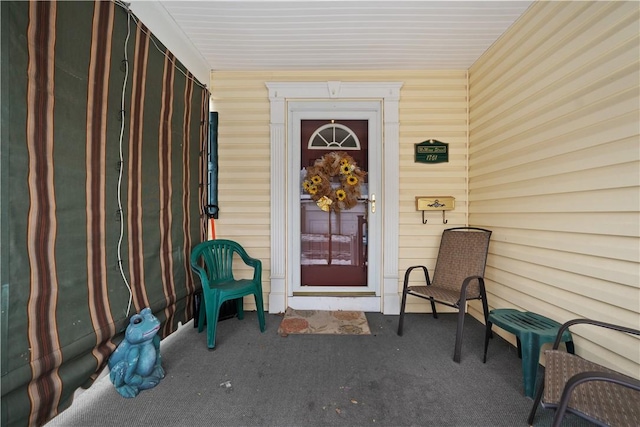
[190,239,266,349]
[397,227,492,362]
[528,318,640,427]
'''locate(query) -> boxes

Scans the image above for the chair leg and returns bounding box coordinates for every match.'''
[198,297,206,333]
[483,321,492,363]
[453,306,466,363]
[430,299,438,319]
[480,290,491,363]
[397,288,409,336]
[236,297,245,320]
[254,292,266,332]
[193,291,201,329]
[522,342,543,398]
[205,296,221,349]
[527,376,545,425]
[517,337,523,359]
[398,266,429,336]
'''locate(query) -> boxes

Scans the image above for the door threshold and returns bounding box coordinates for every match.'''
[293,291,376,297]
[288,295,381,312]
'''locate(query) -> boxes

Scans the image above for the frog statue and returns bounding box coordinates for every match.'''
[108,307,165,398]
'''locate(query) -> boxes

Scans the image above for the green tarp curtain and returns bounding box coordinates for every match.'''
[1,1,209,425]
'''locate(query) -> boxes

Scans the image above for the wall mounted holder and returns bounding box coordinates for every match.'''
[416,196,455,224]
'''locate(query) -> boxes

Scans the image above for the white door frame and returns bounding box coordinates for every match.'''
[266,81,403,314]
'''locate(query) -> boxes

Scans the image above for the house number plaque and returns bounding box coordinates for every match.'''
[414,139,449,164]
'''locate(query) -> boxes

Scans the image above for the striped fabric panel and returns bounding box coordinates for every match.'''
[25,2,63,425]
[127,21,151,312]
[5,2,209,425]
[159,51,177,335]
[182,72,196,321]
[85,0,117,369]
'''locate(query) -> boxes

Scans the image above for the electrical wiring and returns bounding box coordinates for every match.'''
[116,8,133,318]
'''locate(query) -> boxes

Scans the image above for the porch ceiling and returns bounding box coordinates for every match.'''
[156,0,534,71]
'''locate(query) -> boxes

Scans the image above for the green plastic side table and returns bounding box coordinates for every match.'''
[483,308,574,398]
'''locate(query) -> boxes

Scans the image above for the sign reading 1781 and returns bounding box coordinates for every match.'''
[414,139,449,164]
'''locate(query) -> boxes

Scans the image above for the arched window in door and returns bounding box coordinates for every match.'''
[308,123,360,150]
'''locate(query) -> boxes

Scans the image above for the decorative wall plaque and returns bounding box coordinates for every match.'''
[415,139,449,164]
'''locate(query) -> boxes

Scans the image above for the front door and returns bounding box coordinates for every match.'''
[300,120,368,287]
[286,100,383,310]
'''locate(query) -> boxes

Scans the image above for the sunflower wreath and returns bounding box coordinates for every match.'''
[302,151,367,212]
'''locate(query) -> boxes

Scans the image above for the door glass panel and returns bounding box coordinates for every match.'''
[311,124,359,149]
[300,120,368,287]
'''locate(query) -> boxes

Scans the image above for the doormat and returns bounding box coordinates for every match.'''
[277,307,371,336]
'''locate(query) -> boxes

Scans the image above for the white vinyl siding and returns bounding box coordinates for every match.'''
[469,1,640,375]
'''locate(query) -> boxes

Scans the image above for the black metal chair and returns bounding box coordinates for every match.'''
[397,227,492,362]
[527,318,640,427]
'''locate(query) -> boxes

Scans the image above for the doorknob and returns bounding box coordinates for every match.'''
[369,194,376,214]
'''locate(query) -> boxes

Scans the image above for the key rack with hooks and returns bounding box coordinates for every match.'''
[416,196,455,224]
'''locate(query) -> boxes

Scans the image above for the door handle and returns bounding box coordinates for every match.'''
[369,194,375,214]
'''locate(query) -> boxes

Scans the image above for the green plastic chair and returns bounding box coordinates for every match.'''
[190,239,266,349]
